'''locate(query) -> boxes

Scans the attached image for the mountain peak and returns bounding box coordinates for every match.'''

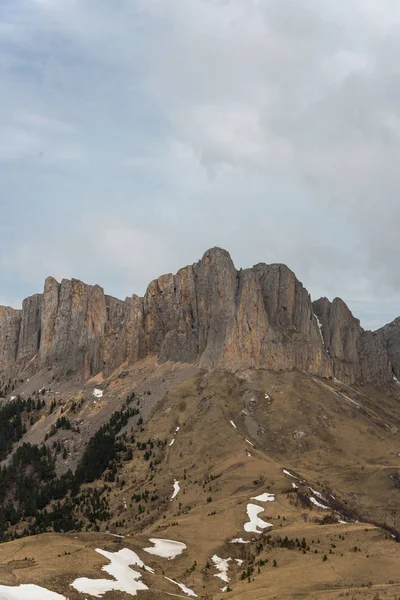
[0,249,398,385]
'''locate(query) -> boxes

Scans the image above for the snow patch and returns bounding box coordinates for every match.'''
[0,584,67,600]
[144,538,186,560]
[71,548,152,597]
[292,482,298,489]
[251,493,275,503]
[230,538,250,544]
[244,504,273,533]
[283,469,298,479]
[10,396,16,401]
[211,555,231,583]
[245,439,254,447]
[314,313,325,345]
[93,388,103,398]
[175,426,180,433]
[229,420,237,429]
[165,577,197,597]
[235,559,244,566]
[309,487,327,501]
[246,451,252,457]
[169,438,175,446]
[310,497,329,510]
[171,479,180,501]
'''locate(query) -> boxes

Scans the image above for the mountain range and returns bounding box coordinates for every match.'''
[1,247,399,384]
[0,248,398,600]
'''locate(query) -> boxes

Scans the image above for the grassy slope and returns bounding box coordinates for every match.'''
[0,366,399,599]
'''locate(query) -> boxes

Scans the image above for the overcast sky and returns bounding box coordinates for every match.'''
[1,0,400,330]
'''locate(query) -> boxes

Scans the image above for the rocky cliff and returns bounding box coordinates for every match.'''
[312,297,392,384]
[375,318,400,380]
[0,248,397,384]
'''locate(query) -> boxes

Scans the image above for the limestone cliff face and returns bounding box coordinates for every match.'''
[139,249,330,376]
[0,306,21,370]
[0,248,397,384]
[40,278,108,378]
[17,294,42,363]
[312,297,392,384]
[103,294,145,376]
[375,318,400,380]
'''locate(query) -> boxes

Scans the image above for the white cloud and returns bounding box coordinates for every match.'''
[15,111,75,134]
[2,0,400,328]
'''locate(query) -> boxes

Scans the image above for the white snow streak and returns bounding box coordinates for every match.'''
[310,497,329,510]
[165,577,197,597]
[314,313,325,345]
[251,493,275,503]
[229,420,237,429]
[211,555,231,583]
[283,469,298,479]
[0,585,66,600]
[171,479,180,500]
[309,487,327,502]
[93,388,103,398]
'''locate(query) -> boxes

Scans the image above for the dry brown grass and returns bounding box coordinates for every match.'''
[0,367,399,599]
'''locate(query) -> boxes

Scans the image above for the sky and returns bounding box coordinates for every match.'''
[1,0,400,330]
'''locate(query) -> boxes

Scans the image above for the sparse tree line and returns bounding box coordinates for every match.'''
[0,396,45,460]
[0,393,152,542]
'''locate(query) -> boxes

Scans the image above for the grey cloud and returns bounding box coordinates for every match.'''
[1,0,400,329]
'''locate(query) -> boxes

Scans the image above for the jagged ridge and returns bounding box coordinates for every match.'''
[0,248,396,384]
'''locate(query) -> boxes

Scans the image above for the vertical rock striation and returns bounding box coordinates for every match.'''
[375,318,400,380]
[312,297,392,384]
[17,294,42,364]
[0,306,21,371]
[0,247,397,384]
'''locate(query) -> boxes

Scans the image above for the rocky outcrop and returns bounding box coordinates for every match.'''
[0,248,397,384]
[0,306,21,370]
[312,297,392,384]
[40,278,108,378]
[17,294,42,364]
[375,318,400,380]
[138,249,330,376]
[103,294,145,376]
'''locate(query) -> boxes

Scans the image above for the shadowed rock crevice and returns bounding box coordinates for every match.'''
[312,297,392,384]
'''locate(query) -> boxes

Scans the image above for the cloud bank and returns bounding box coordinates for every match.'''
[1,0,400,329]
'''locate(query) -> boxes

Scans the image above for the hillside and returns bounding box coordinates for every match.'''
[0,249,398,599]
[0,363,398,598]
